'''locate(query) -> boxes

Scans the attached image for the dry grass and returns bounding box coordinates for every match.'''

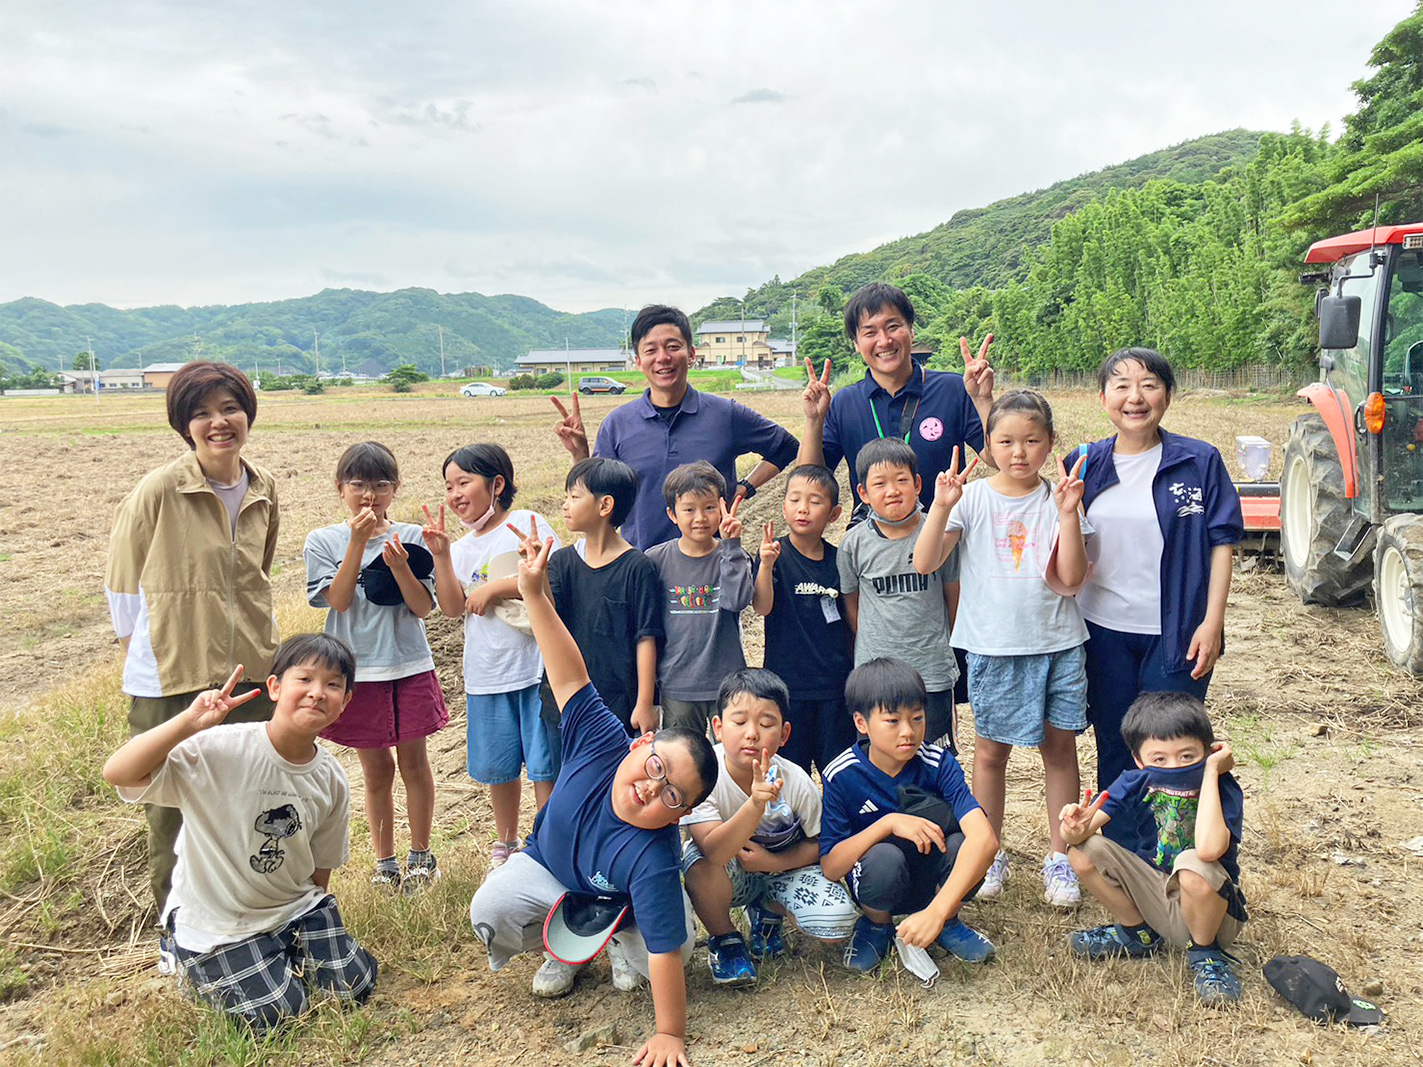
[2,384,1422,1065]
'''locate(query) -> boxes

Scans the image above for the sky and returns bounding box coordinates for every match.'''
[0,1,1415,314]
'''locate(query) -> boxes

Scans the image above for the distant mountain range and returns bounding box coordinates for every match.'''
[0,129,1263,378]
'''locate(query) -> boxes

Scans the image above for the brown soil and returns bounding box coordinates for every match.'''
[1,387,1420,1066]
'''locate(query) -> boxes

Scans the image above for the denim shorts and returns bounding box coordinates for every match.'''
[967,645,1088,747]
[466,684,558,784]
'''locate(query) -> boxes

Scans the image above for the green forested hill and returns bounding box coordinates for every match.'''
[0,288,627,377]
[694,129,1267,334]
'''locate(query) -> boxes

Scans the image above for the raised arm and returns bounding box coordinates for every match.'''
[422,505,467,618]
[1048,454,1089,590]
[323,508,379,613]
[550,394,590,462]
[511,519,590,709]
[914,448,974,574]
[796,358,832,468]
[381,531,435,618]
[960,334,995,445]
[752,521,779,616]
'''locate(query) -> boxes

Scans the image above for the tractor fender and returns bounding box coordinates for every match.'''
[1296,381,1358,499]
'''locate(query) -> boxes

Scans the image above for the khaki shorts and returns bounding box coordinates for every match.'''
[1076,834,1242,949]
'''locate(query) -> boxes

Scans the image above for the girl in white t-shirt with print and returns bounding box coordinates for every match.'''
[913,391,1090,907]
[426,443,561,874]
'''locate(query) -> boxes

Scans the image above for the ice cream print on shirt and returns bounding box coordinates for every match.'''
[250,803,302,874]
[991,511,1042,577]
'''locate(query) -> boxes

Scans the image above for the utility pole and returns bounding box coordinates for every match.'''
[790,291,798,367]
[313,329,321,378]
[439,326,446,378]
[739,299,747,367]
[88,337,98,400]
[565,337,572,395]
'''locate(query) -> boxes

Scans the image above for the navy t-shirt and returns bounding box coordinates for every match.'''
[755,537,853,700]
[547,546,664,729]
[523,684,687,954]
[818,739,980,858]
[1101,762,1248,922]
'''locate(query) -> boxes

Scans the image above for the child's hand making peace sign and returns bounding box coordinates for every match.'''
[718,496,743,541]
[932,446,979,512]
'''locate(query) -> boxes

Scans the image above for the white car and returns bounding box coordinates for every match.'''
[460,382,507,397]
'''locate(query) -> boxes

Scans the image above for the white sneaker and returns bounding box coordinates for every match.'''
[1042,852,1081,907]
[532,954,582,998]
[977,851,1009,900]
[607,941,645,991]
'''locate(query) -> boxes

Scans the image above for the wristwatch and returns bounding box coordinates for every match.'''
[736,478,756,499]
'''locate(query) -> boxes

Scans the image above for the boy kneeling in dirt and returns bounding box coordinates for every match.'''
[103,635,377,1030]
[469,520,717,1067]
[1061,691,1248,1005]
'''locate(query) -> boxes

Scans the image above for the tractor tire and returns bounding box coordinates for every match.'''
[1374,515,1423,674]
[1280,413,1371,605]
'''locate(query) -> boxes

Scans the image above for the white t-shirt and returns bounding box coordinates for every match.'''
[304,521,437,682]
[946,480,1092,655]
[681,743,822,851]
[1078,445,1164,634]
[118,722,350,951]
[447,509,561,695]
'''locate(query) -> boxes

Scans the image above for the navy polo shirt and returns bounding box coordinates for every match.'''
[593,387,799,550]
[822,364,985,511]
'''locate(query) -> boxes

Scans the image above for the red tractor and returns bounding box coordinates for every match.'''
[1278,223,1423,672]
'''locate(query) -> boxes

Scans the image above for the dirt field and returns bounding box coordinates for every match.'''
[1,385,1420,1066]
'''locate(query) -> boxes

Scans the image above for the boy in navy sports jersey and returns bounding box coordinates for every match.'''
[820,658,998,973]
[470,519,718,1067]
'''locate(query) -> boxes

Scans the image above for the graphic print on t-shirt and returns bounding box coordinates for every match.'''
[1146,784,1199,870]
[668,582,719,613]
[992,511,1041,577]
[250,803,302,874]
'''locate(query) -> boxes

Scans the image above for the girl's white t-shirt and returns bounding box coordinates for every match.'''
[1078,445,1164,634]
[946,480,1092,655]
[447,510,561,695]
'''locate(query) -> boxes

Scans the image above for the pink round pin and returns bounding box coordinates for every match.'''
[919,417,944,441]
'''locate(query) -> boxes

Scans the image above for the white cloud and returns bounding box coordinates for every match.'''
[0,0,1415,312]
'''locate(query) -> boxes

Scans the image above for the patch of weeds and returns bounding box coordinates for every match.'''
[1226,712,1299,789]
[0,947,29,1001]
[0,553,12,563]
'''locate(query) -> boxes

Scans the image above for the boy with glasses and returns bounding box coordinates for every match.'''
[470,519,718,1067]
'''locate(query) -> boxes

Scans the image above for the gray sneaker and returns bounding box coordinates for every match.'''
[608,941,645,991]
[532,954,582,998]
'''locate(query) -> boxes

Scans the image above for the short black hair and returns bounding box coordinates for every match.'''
[654,726,720,807]
[1120,692,1215,759]
[443,443,517,510]
[856,437,918,487]
[843,282,915,340]
[785,463,839,508]
[270,633,356,693]
[663,459,725,510]
[567,457,640,528]
[1098,346,1177,396]
[716,667,790,722]
[844,657,925,722]
[631,304,694,352]
[336,441,399,484]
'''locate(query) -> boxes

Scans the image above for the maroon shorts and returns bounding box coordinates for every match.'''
[321,670,450,749]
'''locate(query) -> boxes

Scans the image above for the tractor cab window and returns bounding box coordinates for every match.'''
[1329,253,1376,409]
[1380,248,1423,513]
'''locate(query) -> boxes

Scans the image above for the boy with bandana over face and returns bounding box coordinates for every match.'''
[1059,692,1247,1007]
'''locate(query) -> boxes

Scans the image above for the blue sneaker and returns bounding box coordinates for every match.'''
[746,904,786,960]
[707,932,757,986]
[1068,923,1163,960]
[843,917,893,973]
[935,918,996,963]
[1188,947,1242,1006]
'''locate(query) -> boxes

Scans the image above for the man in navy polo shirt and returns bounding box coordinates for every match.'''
[551,305,800,550]
[797,282,995,521]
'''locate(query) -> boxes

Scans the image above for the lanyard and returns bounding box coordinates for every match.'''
[869,365,925,443]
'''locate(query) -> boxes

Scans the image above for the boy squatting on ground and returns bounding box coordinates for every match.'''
[645,461,754,734]
[820,658,998,973]
[837,439,962,750]
[1060,691,1248,1005]
[751,464,857,777]
[680,668,858,986]
[102,635,377,1030]
[470,518,719,1067]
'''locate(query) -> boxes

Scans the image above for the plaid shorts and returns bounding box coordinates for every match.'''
[170,895,377,1029]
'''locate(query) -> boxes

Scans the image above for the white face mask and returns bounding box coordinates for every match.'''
[460,500,497,532]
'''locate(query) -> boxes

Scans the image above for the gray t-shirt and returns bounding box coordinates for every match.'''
[837,515,958,691]
[304,521,437,682]
[645,539,754,701]
[207,470,249,537]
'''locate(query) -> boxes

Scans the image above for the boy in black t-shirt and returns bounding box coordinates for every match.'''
[752,464,855,775]
[547,458,664,734]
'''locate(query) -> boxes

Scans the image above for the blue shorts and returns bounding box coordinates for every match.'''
[466,684,558,784]
[967,645,1088,747]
